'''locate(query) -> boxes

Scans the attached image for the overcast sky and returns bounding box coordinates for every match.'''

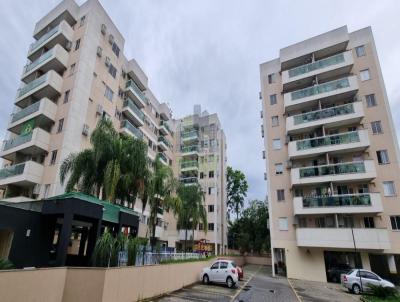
[0,0,400,203]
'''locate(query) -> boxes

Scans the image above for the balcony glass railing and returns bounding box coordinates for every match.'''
[160,121,172,133]
[291,78,350,101]
[123,98,144,122]
[288,53,345,78]
[11,101,41,123]
[125,80,148,104]
[0,162,26,180]
[181,145,199,153]
[296,131,360,151]
[24,48,54,74]
[303,194,371,208]
[158,152,168,163]
[121,120,143,139]
[158,136,170,147]
[29,25,59,53]
[3,133,33,151]
[180,177,198,184]
[181,130,198,139]
[299,161,366,178]
[17,74,48,99]
[293,103,355,125]
[181,160,199,169]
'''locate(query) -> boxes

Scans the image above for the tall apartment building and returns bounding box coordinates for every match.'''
[175,106,228,255]
[260,26,400,282]
[0,0,178,249]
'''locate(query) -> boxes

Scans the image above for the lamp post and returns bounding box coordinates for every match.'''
[351,227,363,293]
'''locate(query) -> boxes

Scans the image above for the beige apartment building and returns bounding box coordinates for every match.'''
[175,106,228,255]
[260,26,400,282]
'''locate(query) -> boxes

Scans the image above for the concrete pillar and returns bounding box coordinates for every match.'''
[388,255,397,274]
[55,212,73,266]
[361,252,371,270]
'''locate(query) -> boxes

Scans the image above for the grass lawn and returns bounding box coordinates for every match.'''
[361,295,400,302]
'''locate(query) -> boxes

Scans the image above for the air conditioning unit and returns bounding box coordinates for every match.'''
[65,41,72,51]
[33,184,41,195]
[82,124,89,136]
[96,46,102,57]
[105,56,110,67]
[108,34,114,45]
[96,104,103,115]
[101,24,107,35]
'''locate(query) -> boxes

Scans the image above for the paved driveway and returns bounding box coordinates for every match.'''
[153,264,298,302]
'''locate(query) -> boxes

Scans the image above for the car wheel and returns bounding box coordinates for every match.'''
[202,274,209,284]
[226,276,234,288]
[352,284,361,295]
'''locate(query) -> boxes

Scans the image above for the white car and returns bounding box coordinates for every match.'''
[200,260,239,288]
[341,269,395,294]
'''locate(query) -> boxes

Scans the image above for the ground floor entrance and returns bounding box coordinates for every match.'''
[324,251,362,283]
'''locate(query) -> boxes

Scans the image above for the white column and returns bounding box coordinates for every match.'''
[388,255,397,274]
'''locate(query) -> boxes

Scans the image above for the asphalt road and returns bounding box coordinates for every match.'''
[153,264,298,302]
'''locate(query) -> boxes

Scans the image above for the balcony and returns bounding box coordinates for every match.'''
[282,51,354,91]
[159,121,172,136]
[158,152,168,165]
[181,160,199,172]
[296,228,390,250]
[288,129,369,160]
[8,98,57,134]
[284,76,359,112]
[286,102,364,135]
[0,161,44,188]
[124,80,147,109]
[0,128,51,161]
[15,71,63,108]
[28,20,74,61]
[22,45,69,84]
[155,226,163,238]
[181,145,199,156]
[180,176,198,186]
[122,98,145,127]
[158,136,170,151]
[291,160,376,186]
[181,130,199,143]
[120,120,143,140]
[179,230,199,240]
[293,193,383,215]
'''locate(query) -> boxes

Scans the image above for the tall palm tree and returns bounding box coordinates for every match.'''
[176,183,207,253]
[143,155,181,251]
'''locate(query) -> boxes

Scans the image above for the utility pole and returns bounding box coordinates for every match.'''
[351,227,363,292]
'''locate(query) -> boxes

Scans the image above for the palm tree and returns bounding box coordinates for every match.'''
[143,155,181,251]
[176,184,207,253]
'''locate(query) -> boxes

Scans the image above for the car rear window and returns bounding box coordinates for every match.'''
[231,262,237,268]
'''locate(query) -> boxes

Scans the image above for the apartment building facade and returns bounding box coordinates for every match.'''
[175,106,228,255]
[260,26,400,282]
[0,0,178,249]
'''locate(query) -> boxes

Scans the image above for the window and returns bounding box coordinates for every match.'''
[390,216,400,230]
[271,116,279,127]
[371,121,383,134]
[278,218,288,231]
[80,15,86,27]
[365,94,377,107]
[200,172,204,179]
[75,39,80,51]
[209,171,214,178]
[355,45,366,57]
[360,69,371,81]
[50,150,58,165]
[57,118,64,133]
[69,63,76,75]
[377,150,390,164]
[268,73,276,84]
[220,262,228,269]
[108,64,117,78]
[277,189,285,201]
[383,181,396,196]
[364,217,375,228]
[104,85,114,102]
[64,90,70,103]
[112,42,120,57]
[208,187,214,195]
[208,205,214,212]
[208,223,214,231]
[262,150,266,159]
[275,163,283,175]
[272,139,281,150]
[198,223,204,231]
[270,94,277,105]
[210,262,219,269]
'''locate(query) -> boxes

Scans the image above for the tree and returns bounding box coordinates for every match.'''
[176,184,207,253]
[143,156,181,251]
[226,167,248,220]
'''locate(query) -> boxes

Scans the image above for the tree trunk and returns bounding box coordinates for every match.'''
[192,228,195,253]
[184,229,187,256]
[151,219,156,252]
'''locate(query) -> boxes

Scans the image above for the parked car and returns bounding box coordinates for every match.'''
[327,264,353,283]
[200,260,239,288]
[341,269,395,294]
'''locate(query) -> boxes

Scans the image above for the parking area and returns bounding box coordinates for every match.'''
[153,264,298,302]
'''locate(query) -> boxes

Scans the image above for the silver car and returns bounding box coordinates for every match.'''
[341,269,395,294]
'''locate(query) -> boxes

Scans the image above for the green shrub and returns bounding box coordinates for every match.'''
[127,236,140,266]
[368,284,398,298]
[0,258,13,270]
[92,230,116,267]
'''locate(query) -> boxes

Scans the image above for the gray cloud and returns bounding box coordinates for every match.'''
[0,0,400,203]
